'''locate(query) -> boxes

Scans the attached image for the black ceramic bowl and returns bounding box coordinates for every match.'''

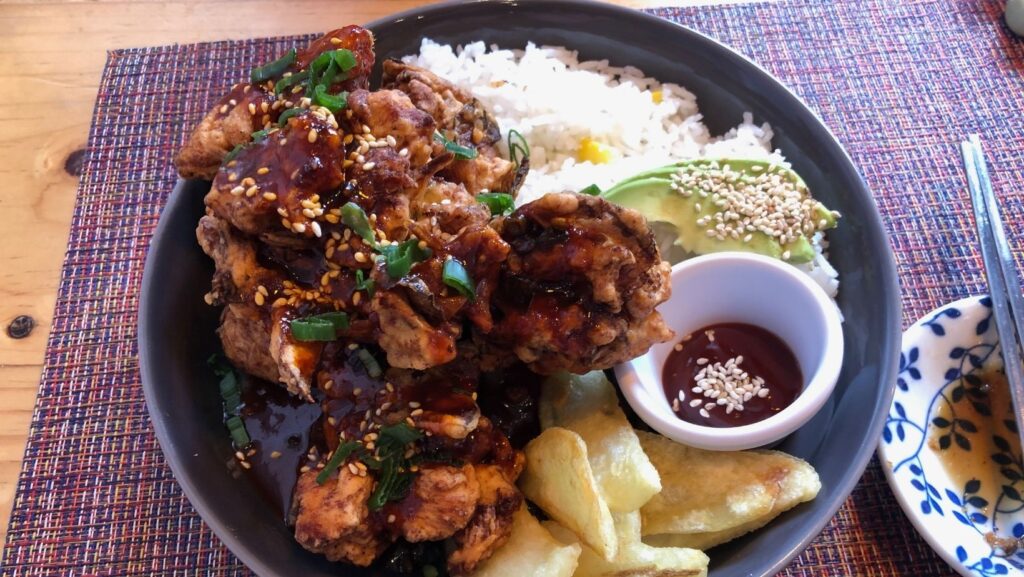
[139,1,901,575]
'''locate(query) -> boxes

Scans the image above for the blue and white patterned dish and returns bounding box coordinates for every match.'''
[880,295,1022,577]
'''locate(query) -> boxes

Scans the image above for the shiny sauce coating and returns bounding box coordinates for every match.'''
[663,322,802,428]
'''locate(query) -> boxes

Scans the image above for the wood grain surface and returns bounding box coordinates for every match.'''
[0,0,749,548]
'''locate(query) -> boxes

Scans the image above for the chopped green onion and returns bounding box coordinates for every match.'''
[250,129,270,142]
[340,202,377,247]
[476,192,515,216]
[273,69,309,95]
[379,422,423,446]
[224,143,246,163]
[379,238,431,279]
[434,131,478,160]
[508,129,530,167]
[316,441,362,485]
[313,85,348,113]
[367,423,424,509]
[226,415,250,447]
[289,312,349,342]
[250,48,297,83]
[442,257,476,300]
[355,348,383,378]
[208,353,232,377]
[331,49,357,73]
[354,268,375,298]
[579,184,601,196]
[277,107,304,127]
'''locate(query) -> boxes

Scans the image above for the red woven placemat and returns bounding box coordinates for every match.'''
[3,0,1022,575]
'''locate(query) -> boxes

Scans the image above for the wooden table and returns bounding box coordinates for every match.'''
[0,0,748,547]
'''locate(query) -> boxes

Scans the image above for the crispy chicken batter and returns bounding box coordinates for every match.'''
[293,468,389,566]
[492,192,674,374]
[181,24,673,574]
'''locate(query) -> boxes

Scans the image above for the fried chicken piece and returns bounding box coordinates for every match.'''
[375,290,459,370]
[343,88,439,240]
[396,464,481,543]
[382,60,522,195]
[270,306,323,401]
[175,26,375,180]
[293,468,390,566]
[174,84,275,180]
[196,214,279,304]
[205,110,344,239]
[490,192,673,374]
[218,304,278,383]
[411,179,492,235]
[447,464,524,576]
[295,26,376,93]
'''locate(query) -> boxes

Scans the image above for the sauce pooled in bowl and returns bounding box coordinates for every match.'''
[663,322,802,428]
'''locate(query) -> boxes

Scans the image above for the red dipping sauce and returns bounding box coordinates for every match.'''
[662,322,802,428]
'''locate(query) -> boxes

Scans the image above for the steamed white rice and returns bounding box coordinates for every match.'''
[404,39,838,298]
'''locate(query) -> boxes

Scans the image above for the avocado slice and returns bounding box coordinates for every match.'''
[602,159,837,264]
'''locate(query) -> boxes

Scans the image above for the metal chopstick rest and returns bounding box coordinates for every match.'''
[961,134,1024,449]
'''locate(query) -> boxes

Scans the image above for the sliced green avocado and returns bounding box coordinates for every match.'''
[601,159,836,264]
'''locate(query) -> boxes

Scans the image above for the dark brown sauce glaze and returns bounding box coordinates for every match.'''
[238,374,322,520]
[663,323,802,428]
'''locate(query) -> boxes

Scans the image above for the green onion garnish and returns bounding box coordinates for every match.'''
[434,131,478,160]
[273,69,309,95]
[579,184,601,196]
[379,238,431,279]
[355,348,383,378]
[250,48,297,84]
[289,312,349,342]
[442,257,476,300]
[277,107,304,127]
[367,423,424,509]
[340,202,377,247]
[508,129,530,167]
[354,269,375,298]
[251,129,270,142]
[224,143,246,163]
[313,85,349,113]
[226,415,250,447]
[476,192,515,216]
[316,441,362,485]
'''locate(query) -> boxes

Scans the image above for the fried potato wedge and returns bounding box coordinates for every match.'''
[520,427,618,560]
[636,430,820,549]
[544,511,709,577]
[539,371,661,512]
[472,506,581,577]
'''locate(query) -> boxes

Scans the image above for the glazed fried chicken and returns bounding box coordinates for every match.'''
[382,60,527,196]
[181,23,673,576]
[491,192,674,374]
[175,25,374,180]
[293,468,388,566]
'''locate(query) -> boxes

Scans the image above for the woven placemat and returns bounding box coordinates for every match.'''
[3,0,1023,575]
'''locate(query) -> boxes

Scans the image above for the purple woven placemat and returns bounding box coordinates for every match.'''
[3,0,1023,575]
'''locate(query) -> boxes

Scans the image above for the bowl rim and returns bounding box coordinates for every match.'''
[139,1,904,575]
[616,252,846,451]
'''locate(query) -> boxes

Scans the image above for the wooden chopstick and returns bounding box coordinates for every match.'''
[962,135,1024,442]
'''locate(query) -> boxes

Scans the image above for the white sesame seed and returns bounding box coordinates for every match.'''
[699,408,710,418]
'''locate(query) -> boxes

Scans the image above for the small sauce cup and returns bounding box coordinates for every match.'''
[615,252,845,451]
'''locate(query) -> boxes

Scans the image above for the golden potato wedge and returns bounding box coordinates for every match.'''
[540,371,661,512]
[544,511,709,577]
[520,427,618,560]
[636,430,820,549]
[472,506,581,577]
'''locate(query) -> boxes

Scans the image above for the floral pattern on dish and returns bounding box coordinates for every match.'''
[880,295,1024,577]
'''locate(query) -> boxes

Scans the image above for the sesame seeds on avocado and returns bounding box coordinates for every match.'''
[601,158,838,264]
